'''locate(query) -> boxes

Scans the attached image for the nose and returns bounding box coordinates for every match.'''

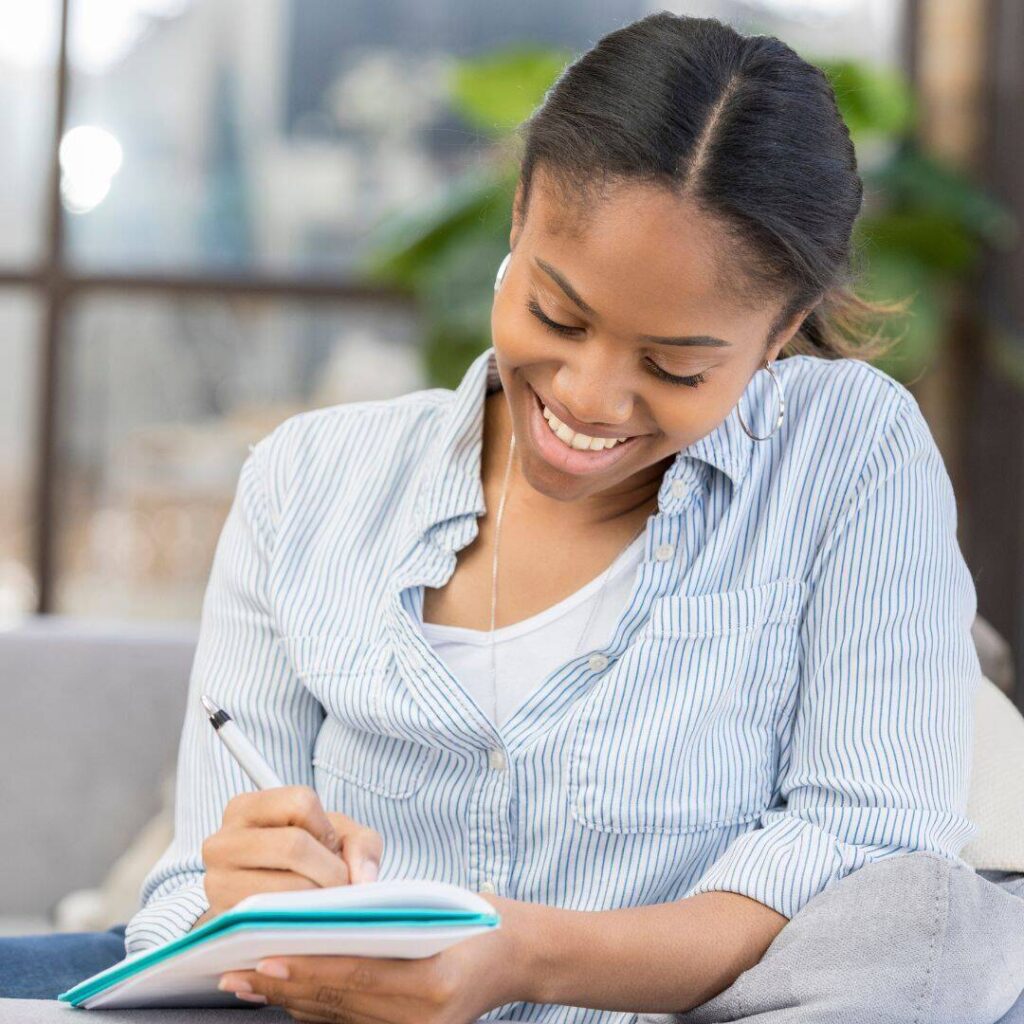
[550,358,634,430]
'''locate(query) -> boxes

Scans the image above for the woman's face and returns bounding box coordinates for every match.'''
[491,168,807,505]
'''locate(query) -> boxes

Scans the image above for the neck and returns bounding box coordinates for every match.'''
[483,390,665,531]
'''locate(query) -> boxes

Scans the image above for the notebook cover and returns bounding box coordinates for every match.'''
[58,906,499,1006]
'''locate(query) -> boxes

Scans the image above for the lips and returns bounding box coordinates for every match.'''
[530,385,636,441]
[525,383,642,477]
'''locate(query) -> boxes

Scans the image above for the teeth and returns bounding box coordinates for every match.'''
[541,402,627,451]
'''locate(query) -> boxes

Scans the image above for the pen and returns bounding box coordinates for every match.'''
[200,694,284,789]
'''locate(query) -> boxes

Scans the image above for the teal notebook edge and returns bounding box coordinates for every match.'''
[58,907,500,1007]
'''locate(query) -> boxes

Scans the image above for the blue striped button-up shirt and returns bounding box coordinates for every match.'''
[127,345,981,1023]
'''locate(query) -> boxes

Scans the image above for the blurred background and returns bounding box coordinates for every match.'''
[0,0,1021,935]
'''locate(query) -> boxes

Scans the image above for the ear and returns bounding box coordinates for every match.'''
[768,305,813,362]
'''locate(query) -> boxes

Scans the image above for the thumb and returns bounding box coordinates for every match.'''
[345,833,381,883]
[326,813,383,883]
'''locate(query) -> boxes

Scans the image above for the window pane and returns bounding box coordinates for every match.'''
[63,0,649,273]
[0,290,42,618]
[0,0,59,266]
[56,291,421,620]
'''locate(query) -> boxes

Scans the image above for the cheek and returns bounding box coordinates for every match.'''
[492,292,558,364]
[491,290,524,347]
[649,387,734,450]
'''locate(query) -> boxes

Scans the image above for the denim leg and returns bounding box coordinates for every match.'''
[0,925,127,999]
[997,987,1024,1024]
[641,852,1024,1024]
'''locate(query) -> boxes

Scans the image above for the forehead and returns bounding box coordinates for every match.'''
[523,168,759,319]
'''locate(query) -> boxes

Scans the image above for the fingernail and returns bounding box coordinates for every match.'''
[363,859,379,882]
[235,992,268,1004]
[218,977,251,994]
[256,960,290,979]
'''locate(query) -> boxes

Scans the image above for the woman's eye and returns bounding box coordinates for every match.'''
[645,360,708,389]
[525,296,708,389]
[526,297,580,337]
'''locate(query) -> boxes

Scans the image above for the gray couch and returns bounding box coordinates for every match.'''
[0,612,1016,931]
[0,616,197,928]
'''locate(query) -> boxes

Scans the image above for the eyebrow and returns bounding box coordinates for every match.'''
[533,257,733,348]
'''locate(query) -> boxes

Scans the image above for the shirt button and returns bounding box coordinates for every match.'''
[487,748,507,771]
[671,480,686,498]
[588,653,609,672]
[479,880,496,894]
[655,543,675,561]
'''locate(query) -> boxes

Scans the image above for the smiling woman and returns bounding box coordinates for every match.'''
[488,173,794,498]
[3,10,1022,1024]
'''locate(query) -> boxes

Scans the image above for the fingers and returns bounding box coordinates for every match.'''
[205,828,350,889]
[203,787,389,925]
[326,813,384,884]
[256,954,446,1003]
[223,786,340,853]
[219,967,407,1024]
[279,993,399,1024]
[284,1011,339,1023]
[204,868,318,912]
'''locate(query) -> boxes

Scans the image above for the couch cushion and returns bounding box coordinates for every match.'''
[962,676,1024,872]
[0,616,197,916]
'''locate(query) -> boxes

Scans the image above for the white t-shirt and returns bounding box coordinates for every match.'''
[420,531,646,728]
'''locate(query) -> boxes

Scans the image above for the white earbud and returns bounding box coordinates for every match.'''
[493,252,512,292]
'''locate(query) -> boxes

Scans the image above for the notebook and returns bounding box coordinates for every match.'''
[58,879,501,1009]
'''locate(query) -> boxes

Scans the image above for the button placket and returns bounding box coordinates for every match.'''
[473,742,512,902]
[495,513,691,758]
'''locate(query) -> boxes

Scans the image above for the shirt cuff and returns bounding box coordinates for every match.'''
[123,878,210,956]
[685,810,976,920]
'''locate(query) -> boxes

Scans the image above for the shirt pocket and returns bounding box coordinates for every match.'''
[567,576,808,835]
[312,714,437,799]
[279,633,438,800]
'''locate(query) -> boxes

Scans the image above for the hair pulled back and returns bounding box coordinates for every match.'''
[515,12,904,360]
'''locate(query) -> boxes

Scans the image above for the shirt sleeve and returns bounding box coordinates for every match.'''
[686,394,981,920]
[124,434,324,955]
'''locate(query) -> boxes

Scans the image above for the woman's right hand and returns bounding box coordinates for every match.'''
[195,785,384,926]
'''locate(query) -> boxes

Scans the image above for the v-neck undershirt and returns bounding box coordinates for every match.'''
[420,530,647,727]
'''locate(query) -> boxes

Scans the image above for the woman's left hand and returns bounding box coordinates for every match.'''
[216,893,531,1023]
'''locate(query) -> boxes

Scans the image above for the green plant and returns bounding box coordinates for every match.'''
[818,58,1016,382]
[361,47,1016,388]
[360,46,565,388]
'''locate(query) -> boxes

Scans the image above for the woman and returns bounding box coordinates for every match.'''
[4,12,1023,1023]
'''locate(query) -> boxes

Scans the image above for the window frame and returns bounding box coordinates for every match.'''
[7,0,415,614]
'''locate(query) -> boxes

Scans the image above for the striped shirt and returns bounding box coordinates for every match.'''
[127,345,981,1023]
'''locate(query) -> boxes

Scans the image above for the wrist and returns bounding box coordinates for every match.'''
[483,895,567,1006]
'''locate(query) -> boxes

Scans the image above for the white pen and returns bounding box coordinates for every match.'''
[200,694,284,789]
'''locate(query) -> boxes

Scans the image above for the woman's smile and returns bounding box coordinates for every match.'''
[525,381,645,477]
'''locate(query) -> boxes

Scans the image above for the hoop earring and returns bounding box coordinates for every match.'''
[737,359,785,440]
[494,252,512,292]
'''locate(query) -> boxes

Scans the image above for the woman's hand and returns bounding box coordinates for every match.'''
[198,785,384,923]
[216,893,533,1023]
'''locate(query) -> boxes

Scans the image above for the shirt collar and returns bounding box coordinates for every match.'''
[415,345,754,534]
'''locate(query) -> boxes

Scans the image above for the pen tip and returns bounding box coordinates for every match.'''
[200,694,232,730]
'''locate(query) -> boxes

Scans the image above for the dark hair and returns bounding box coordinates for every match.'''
[513,11,905,361]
